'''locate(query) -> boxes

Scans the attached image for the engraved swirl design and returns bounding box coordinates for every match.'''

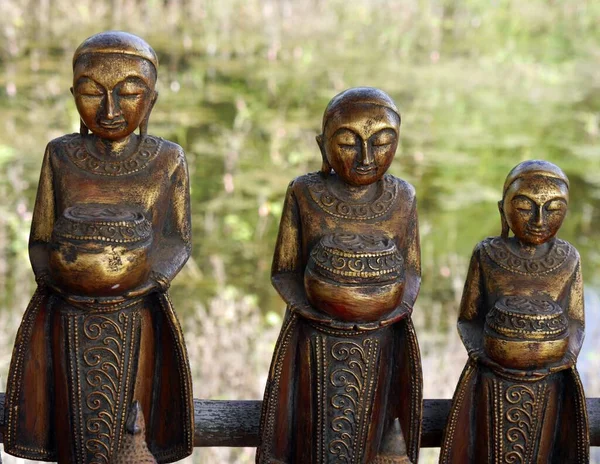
[491,379,548,464]
[483,237,571,275]
[307,173,398,220]
[67,306,140,464]
[486,296,568,340]
[53,206,152,244]
[309,234,403,284]
[64,134,162,176]
[316,334,380,464]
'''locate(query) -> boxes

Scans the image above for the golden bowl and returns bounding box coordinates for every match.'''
[484,296,569,370]
[49,205,153,297]
[304,234,404,322]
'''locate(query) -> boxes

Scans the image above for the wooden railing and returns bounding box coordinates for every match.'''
[2,394,599,447]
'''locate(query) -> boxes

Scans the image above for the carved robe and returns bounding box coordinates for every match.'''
[257,172,422,464]
[439,237,589,464]
[4,134,194,463]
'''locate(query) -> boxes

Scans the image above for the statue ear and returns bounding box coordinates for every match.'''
[139,90,158,137]
[70,86,74,96]
[498,200,509,239]
[316,134,332,176]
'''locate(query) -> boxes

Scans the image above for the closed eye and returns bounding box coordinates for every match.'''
[119,93,144,98]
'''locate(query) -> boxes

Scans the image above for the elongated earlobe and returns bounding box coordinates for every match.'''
[316,134,331,177]
[79,119,89,136]
[498,200,509,238]
[140,91,158,137]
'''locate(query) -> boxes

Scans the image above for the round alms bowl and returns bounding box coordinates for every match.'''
[304,234,404,322]
[49,205,153,297]
[483,296,569,370]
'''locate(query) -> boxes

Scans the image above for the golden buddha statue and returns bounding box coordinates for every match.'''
[257,87,422,464]
[4,31,194,463]
[439,160,589,463]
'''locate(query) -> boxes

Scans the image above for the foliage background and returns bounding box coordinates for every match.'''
[1,0,600,462]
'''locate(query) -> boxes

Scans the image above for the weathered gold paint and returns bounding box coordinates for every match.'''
[4,31,194,463]
[258,87,422,464]
[440,160,589,464]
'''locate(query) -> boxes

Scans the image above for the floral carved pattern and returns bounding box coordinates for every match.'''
[307,173,398,220]
[63,134,162,176]
[483,237,571,275]
[66,306,141,464]
[315,335,380,463]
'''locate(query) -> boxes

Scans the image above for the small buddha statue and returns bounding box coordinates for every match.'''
[257,87,422,464]
[439,160,589,463]
[4,31,194,463]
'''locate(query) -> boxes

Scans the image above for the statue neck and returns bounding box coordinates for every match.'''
[508,236,553,259]
[88,134,140,159]
[326,174,380,202]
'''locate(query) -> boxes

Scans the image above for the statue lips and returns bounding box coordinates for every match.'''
[355,165,376,175]
[99,118,127,130]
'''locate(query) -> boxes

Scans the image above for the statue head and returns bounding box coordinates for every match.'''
[72,31,159,140]
[499,160,569,246]
[317,87,401,187]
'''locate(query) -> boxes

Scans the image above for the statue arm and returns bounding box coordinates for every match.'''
[457,245,486,358]
[543,251,585,374]
[271,182,311,313]
[126,149,191,297]
[152,149,192,287]
[400,196,421,315]
[547,255,585,372]
[28,143,55,285]
[566,258,585,360]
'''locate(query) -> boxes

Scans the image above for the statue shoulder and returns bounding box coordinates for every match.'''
[291,172,319,187]
[153,137,185,160]
[556,238,580,266]
[475,237,494,252]
[46,133,81,151]
[149,137,188,173]
[285,172,321,195]
[387,175,416,203]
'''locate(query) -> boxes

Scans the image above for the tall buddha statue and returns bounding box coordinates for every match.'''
[439,161,589,463]
[4,31,194,463]
[257,87,423,464]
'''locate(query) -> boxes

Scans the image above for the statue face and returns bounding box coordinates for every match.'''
[73,54,157,141]
[503,176,569,246]
[323,104,399,186]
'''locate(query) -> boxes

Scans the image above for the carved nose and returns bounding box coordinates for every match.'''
[361,140,374,165]
[534,207,544,227]
[105,93,121,119]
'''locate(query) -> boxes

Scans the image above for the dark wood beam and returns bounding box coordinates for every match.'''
[2,394,600,448]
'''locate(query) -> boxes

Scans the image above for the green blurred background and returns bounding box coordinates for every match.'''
[1,0,600,462]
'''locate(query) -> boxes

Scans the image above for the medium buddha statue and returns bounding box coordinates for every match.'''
[257,87,422,464]
[439,160,589,463]
[4,31,194,463]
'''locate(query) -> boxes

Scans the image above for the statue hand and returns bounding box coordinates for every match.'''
[46,282,126,305]
[124,271,170,298]
[470,349,548,379]
[124,280,158,299]
[35,271,50,287]
[548,352,576,374]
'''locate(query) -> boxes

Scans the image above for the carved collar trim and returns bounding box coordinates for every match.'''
[483,237,571,275]
[306,173,398,220]
[63,134,163,176]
